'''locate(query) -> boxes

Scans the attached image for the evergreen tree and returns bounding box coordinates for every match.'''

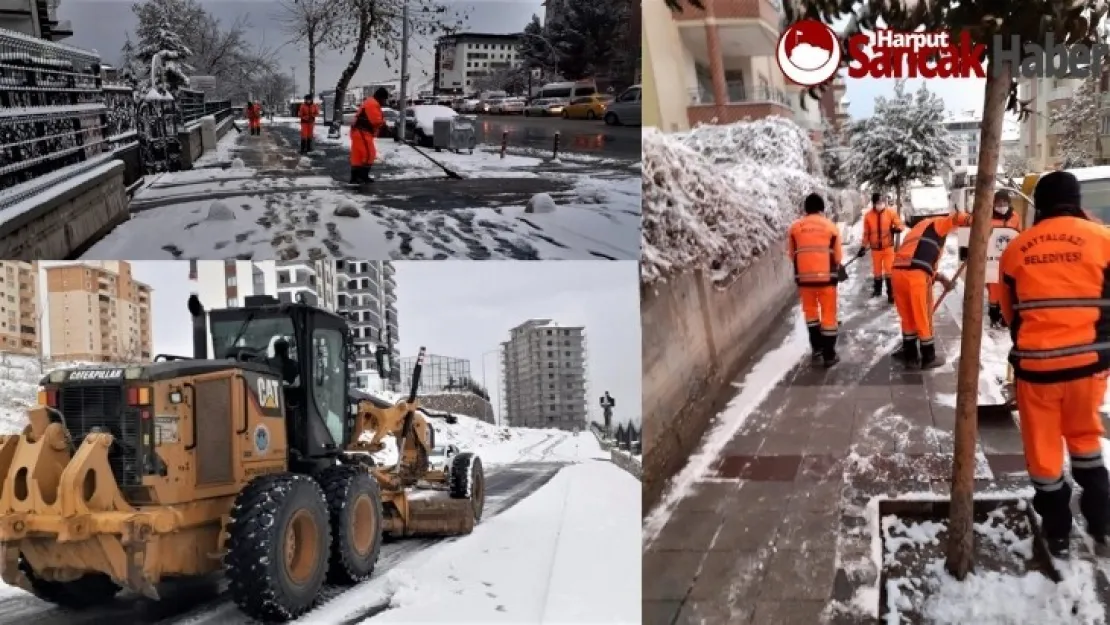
[846,81,956,209]
[1049,74,1100,168]
[820,118,848,188]
[546,0,626,80]
[135,16,194,93]
[518,15,554,75]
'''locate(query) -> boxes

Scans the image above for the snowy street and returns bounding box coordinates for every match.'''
[0,355,639,624]
[80,118,640,261]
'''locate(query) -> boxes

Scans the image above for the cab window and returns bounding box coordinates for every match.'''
[1078,178,1110,224]
[311,328,346,444]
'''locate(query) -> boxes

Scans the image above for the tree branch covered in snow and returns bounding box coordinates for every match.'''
[277,0,343,98]
[1048,72,1100,168]
[545,0,628,81]
[820,118,849,188]
[846,81,956,205]
[642,118,826,287]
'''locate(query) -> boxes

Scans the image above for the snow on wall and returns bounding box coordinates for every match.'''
[642,117,827,287]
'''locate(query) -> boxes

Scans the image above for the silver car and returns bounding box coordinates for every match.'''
[604,85,642,126]
[500,97,526,115]
[524,98,550,116]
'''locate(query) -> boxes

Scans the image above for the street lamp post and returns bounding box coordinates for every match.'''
[396,0,410,143]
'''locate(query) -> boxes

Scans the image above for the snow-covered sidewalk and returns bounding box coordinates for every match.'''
[296,460,640,624]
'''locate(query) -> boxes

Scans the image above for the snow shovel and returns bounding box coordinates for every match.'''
[931,261,967,313]
[230,120,242,134]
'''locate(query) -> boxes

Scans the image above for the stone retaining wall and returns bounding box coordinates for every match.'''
[641,247,796,511]
[419,393,495,424]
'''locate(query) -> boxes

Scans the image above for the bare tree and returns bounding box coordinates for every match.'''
[278,0,342,97]
[326,0,463,124]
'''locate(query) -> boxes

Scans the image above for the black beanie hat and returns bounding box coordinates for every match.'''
[804,193,825,214]
[1034,171,1081,214]
[373,87,390,101]
[871,192,882,204]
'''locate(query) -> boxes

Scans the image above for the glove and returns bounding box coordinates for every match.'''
[988,306,1003,327]
[836,264,849,282]
[935,274,953,290]
[856,248,867,258]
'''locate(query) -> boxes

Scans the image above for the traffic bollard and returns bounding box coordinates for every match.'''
[553,131,560,160]
[500,131,508,159]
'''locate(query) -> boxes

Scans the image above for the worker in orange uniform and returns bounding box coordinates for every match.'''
[787,193,845,367]
[297,94,320,154]
[997,171,1110,558]
[244,101,262,136]
[349,87,389,184]
[890,210,971,368]
[856,192,904,303]
[986,189,1023,328]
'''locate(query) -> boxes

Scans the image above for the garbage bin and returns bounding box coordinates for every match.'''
[432,116,477,154]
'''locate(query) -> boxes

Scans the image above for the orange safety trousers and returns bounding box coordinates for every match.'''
[248,117,261,130]
[1015,372,1108,485]
[891,269,934,344]
[986,282,1003,306]
[799,285,838,336]
[870,248,895,279]
[350,128,377,167]
[300,122,314,139]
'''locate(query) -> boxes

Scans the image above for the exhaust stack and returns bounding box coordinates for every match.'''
[187,295,208,360]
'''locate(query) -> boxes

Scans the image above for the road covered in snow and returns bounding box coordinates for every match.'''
[80,118,640,261]
[0,358,638,624]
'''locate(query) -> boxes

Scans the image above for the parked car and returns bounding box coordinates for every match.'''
[459,98,481,113]
[341,106,399,138]
[478,97,504,114]
[524,98,550,116]
[402,104,461,147]
[604,85,641,126]
[563,94,613,120]
[499,97,526,115]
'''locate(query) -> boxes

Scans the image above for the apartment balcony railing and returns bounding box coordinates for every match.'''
[687,83,793,126]
[672,0,781,25]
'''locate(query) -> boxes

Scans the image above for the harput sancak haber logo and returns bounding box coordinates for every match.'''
[776,19,842,87]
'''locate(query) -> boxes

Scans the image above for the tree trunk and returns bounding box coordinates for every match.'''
[331,3,371,125]
[308,34,317,98]
[945,60,1012,580]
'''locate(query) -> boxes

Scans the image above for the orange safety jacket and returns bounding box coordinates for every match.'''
[992,208,1023,232]
[893,213,971,276]
[787,213,843,286]
[352,97,384,135]
[298,102,320,124]
[245,104,261,120]
[863,207,904,250]
[999,213,1110,383]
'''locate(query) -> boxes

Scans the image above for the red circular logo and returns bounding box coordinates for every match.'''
[776,19,841,86]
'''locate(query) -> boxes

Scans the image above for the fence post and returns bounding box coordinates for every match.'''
[500,131,508,159]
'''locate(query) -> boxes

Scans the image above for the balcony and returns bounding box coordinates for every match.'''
[674,0,781,57]
[687,83,793,126]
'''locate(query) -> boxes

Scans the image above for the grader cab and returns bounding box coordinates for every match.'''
[0,295,485,622]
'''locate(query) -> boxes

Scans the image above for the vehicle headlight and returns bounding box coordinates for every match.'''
[48,370,66,383]
[125,366,144,380]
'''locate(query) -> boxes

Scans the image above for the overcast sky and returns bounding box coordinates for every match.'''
[39,261,641,426]
[59,0,544,93]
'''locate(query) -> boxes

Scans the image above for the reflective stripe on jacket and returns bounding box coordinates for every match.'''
[787,214,843,286]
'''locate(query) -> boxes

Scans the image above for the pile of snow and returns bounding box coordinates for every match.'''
[0,354,122,434]
[642,118,826,287]
[297,461,639,624]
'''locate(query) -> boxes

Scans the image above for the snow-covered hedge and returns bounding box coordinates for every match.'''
[642,117,827,287]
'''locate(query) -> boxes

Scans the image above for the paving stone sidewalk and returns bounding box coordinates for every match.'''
[642,263,1031,625]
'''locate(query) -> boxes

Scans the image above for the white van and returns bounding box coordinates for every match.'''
[535,81,597,103]
[904,177,950,227]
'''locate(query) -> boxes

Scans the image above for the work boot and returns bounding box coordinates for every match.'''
[822,333,839,368]
[306,138,314,152]
[871,278,882,298]
[1072,463,1110,545]
[884,277,894,303]
[1033,482,1074,559]
[988,304,1006,329]
[892,337,919,363]
[919,341,943,369]
[807,324,822,359]
[299,138,307,154]
[349,166,365,184]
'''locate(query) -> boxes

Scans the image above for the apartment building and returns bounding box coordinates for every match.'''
[500,319,587,431]
[0,261,39,356]
[0,0,73,42]
[434,33,524,95]
[1018,72,1110,170]
[45,261,152,362]
[336,260,398,390]
[642,0,833,136]
[940,111,1023,177]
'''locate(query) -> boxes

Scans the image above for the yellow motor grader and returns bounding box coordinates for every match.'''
[0,295,485,623]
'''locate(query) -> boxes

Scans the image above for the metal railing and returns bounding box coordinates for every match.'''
[688,82,791,107]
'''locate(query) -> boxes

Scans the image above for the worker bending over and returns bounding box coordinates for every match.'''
[987,189,1023,328]
[245,101,262,136]
[297,94,320,154]
[349,88,388,184]
[998,171,1110,558]
[787,193,844,367]
[857,192,904,303]
[890,210,970,368]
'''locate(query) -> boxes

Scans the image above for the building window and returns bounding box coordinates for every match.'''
[227,276,237,287]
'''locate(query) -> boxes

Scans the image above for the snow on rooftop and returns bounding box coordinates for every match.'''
[642,117,825,287]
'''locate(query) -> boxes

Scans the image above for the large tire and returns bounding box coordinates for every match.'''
[586,110,596,120]
[225,473,330,622]
[449,452,485,522]
[604,112,620,126]
[318,465,384,584]
[18,555,119,609]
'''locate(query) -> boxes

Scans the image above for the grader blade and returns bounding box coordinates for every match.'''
[403,494,475,537]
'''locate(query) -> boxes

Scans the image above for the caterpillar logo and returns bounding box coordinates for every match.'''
[256,377,281,410]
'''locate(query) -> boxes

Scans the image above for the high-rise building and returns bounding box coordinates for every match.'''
[335,260,398,389]
[45,261,152,362]
[0,261,39,356]
[500,319,587,430]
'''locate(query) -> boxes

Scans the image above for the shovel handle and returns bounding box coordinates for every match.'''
[932,262,968,313]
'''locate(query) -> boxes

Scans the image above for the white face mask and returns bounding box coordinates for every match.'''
[994,204,1008,214]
